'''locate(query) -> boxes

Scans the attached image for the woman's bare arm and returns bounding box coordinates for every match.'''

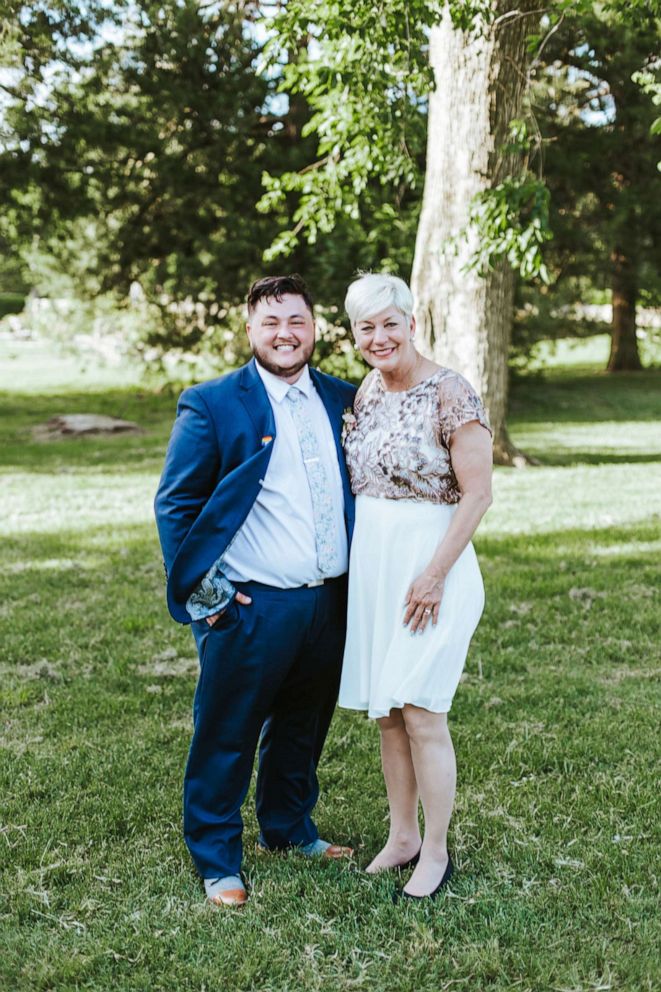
[404,421,493,632]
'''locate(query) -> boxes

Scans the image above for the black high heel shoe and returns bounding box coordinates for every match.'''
[393,855,454,903]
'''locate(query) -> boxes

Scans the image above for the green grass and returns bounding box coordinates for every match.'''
[1,338,660,992]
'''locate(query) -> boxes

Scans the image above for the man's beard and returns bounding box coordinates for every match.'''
[251,341,314,379]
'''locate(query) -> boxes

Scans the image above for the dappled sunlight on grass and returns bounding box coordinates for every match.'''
[509,420,660,465]
[3,461,660,539]
[528,331,660,371]
[1,471,158,535]
[484,462,661,537]
[0,336,143,394]
[587,538,661,557]
[3,556,107,574]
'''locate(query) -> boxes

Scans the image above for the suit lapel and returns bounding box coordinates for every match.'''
[239,360,352,513]
[238,358,277,443]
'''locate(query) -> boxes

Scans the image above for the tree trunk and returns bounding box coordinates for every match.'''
[607,246,642,372]
[411,3,536,466]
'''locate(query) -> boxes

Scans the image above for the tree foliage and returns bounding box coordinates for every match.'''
[518,1,661,368]
[258,0,660,287]
[258,1,493,262]
[0,1,426,358]
[1,0,658,369]
[3,3,278,343]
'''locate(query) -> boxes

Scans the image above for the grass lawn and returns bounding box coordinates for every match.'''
[1,338,660,992]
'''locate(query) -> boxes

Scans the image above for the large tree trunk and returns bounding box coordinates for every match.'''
[607,245,642,372]
[411,3,536,466]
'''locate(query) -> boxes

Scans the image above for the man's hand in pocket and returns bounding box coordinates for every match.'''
[205,591,252,627]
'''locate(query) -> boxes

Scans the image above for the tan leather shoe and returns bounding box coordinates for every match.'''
[321,844,354,860]
[204,875,248,907]
[256,838,354,859]
[208,886,248,907]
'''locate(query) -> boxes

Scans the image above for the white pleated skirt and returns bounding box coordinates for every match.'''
[339,494,485,719]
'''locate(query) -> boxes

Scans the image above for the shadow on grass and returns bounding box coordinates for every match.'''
[477,518,661,559]
[512,451,661,467]
[2,516,660,573]
[0,387,178,472]
[1,519,658,664]
[4,372,661,474]
[509,369,661,425]
[0,385,179,419]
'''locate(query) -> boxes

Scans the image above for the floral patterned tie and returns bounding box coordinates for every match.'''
[285,386,338,575]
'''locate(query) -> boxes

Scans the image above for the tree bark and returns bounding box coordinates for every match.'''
[411,3,536,466]
[607,246,642,372]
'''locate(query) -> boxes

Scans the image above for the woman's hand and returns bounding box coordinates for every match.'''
[401,421,492,637]
[403,569,445,634]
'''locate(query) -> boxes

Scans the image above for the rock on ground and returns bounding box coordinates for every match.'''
[33,414,142,440]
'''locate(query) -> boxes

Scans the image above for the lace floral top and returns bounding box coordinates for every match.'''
[344,367,491,504]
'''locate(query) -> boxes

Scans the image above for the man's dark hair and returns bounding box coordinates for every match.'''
[247,274,314,316]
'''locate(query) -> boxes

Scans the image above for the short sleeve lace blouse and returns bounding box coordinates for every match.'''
[343,367,491,504]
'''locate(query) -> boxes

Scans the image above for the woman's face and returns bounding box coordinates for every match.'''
[353,306,416,372]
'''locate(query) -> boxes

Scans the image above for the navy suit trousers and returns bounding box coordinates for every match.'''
[184,577,348,879]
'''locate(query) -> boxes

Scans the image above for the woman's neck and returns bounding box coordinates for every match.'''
[381,348,423,392]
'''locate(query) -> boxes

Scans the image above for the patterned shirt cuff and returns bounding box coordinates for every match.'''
[185,560,236,621]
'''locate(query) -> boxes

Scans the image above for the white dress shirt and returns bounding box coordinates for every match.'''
[222,362,348,587]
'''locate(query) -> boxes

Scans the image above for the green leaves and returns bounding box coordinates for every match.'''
[257,0,438,260]
[632,65,661,168]
[516,2,661,367]
[463,177,553,283]
[259,0,659,293]
[459,118,552,283]
[2,1,281,344]
[3,0,427,355]
[257,0,557,284]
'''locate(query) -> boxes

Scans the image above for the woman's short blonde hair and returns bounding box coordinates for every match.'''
[344,273,414,327]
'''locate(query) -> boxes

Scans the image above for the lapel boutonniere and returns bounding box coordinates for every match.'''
[341,407,358,445]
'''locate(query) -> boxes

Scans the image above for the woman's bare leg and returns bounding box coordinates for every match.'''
[365,708,422,873]
[400,705,455,895]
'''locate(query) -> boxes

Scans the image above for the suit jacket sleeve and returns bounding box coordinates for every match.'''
[154,387,235,621]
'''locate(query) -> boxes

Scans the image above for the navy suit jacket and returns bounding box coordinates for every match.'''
[154,359,357,624]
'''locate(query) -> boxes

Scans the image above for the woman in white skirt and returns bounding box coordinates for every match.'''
[339,273,493,901]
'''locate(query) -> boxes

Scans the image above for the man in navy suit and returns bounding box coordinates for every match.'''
[154,274,356,906]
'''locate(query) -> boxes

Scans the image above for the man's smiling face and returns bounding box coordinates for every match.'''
[246,293,316,383]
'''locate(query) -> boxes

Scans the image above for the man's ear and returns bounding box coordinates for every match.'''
[409,314,416,340]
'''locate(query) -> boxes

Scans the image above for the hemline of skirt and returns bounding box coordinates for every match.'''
[339,698,454,719]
